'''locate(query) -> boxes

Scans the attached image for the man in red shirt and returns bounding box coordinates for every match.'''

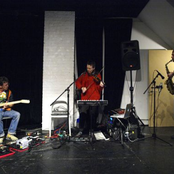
[75,60,104,137]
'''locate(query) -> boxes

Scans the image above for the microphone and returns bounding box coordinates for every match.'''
[156,70,165,79]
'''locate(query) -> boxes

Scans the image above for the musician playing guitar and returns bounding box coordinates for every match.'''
[75,60,104,137]
[0,76,20,144]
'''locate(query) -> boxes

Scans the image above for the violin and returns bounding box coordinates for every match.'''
[84,67,105,92]
[92,74,102,83]
[91,72,105,87]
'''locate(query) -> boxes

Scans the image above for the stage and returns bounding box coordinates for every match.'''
[0,126,174,174]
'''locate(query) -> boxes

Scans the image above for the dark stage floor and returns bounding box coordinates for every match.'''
[0,126,174,174]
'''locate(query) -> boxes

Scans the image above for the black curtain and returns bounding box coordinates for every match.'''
[75,18,103,75]
[104,19,132,111]
[0,12,44,127]
[75,18,132,112]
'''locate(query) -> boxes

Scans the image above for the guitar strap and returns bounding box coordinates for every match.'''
[7,90,12,101]
[6,90,12,111]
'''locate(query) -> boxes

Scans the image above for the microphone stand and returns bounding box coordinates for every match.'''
[50,71,87,138]
[50,81,74,137]
[143,74,172,146]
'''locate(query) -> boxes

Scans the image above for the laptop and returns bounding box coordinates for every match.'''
[111,103,132,119]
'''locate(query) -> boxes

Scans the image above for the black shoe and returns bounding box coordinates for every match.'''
[171,135,174,139]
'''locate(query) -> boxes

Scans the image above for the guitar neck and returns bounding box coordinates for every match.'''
[0,100,30,107]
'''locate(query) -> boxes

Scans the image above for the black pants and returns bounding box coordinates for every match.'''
[79,105,98,133]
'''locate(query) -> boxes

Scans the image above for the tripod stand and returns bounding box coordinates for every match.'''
[128,70,144,127]
[118,70,144,144]
[143,73,172,146]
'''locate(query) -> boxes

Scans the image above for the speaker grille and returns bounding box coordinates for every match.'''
[121,40,140,71]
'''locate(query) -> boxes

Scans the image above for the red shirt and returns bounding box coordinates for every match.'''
[76,72,103,100]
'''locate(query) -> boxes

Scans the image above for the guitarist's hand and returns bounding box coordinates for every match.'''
[3,104,9,110]
[3,102,12,109]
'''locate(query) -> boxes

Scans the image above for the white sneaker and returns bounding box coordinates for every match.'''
[0,137,4,144]
[6,134,18,141]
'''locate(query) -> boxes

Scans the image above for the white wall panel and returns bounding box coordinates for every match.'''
[42,11,75,131]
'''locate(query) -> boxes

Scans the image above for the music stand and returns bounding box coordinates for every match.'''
[143,73,172,146]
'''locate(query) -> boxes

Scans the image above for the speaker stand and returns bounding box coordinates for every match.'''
[129,70,144,127]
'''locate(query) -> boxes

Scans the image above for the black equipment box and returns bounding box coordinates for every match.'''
[128,124,138,140]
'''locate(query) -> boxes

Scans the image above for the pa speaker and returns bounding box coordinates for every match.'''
[121,40,140,71]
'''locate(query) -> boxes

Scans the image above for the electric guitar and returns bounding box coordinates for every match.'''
[0,99,30,107]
